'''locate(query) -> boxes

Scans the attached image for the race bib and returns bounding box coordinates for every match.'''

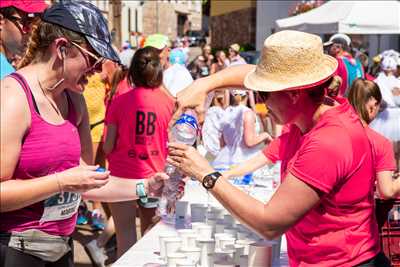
[40,192,81,223]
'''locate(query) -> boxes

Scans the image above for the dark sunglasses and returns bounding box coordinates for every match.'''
[5,14,33,34]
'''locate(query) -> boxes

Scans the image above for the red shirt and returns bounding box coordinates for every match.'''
[106,87,174,179]
[365,126,396,172]
[263,97,380,266]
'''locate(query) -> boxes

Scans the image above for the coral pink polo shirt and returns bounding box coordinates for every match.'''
[263,97,380,266]
[106,87,174,179]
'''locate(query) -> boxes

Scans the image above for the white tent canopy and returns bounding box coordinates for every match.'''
[276,1,400,34]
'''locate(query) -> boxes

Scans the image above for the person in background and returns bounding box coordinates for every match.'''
[202,44,214,70]
[210,50,229,74]
[0,0,47,79]
[348,78,399,198]
[202,90,226,162]
[144,34,193,97]
[212,89,272,180]
[228,43,246,66]
[103,47,175,258]
[169,30,389,266]
[370,56,400,172]
[324,33,364,96]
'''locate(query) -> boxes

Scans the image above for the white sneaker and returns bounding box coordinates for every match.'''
[85,239,108,267]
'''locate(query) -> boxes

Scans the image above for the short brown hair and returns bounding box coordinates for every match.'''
[128,47,163,89]
[348,78,382,123]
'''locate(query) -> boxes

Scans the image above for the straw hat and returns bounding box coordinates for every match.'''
[244,30,337,92]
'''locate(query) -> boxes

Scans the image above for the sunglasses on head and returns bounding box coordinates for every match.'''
[70,41,104,71]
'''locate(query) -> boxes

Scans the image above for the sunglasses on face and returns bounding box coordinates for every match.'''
[5,14,33,34]
[70,41,104,71]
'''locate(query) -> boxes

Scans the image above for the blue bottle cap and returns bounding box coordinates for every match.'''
[96,167,106,173]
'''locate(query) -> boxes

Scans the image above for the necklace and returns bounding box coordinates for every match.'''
[37,77,62,116]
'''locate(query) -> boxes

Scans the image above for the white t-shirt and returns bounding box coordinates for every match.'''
[163,64,193,97]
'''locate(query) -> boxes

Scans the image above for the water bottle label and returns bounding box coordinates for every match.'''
[175,114,198,132]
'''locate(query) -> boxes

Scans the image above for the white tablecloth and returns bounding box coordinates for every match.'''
[112,181,290,267]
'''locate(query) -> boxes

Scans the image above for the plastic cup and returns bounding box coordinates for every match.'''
[159,233,178,259]
[235,239,253,255]
[180,247,201,264]
[164,237,182,258]
[175,201,188,220]
[219,236,236,251]
[176,259,196,267]
[191,204,207,222]
[167,252,186,267]
[177,229,196,247]
[197,225,213,239]
[248,241,273,267]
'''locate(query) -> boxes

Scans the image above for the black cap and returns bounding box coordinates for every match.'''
[42,0,120,63]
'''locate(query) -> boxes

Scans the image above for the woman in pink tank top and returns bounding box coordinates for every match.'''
[0,2,120,267]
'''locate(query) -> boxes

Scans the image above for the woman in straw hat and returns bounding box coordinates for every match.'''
[168,30,389,266]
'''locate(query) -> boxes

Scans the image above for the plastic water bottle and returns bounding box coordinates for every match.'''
[158,111,199,223]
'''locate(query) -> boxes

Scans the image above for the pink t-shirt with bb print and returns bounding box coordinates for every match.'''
[106,87,174,179]
[263,97,379,267]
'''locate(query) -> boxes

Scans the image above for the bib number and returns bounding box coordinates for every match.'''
[40,192,81,223]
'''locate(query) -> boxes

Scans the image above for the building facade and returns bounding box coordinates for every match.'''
[210,0,256,49]
[141,0,202,41]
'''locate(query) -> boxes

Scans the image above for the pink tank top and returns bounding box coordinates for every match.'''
[0,73,81,236]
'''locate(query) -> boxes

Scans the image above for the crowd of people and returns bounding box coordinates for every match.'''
[1,1,400,267]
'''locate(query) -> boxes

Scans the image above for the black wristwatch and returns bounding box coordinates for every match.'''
[202,172,222,190]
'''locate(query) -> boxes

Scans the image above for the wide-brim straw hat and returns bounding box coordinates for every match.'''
[244,30,337,92]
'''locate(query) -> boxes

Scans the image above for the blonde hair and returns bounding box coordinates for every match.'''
[18,20,87,69]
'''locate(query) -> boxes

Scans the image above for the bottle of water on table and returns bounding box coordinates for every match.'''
[158,111,199,224]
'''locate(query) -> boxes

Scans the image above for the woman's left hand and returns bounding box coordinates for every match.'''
[167,143,214,182]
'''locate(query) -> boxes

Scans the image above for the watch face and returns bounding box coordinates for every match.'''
[203,176,214,189]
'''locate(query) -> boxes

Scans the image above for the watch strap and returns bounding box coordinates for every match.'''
[136,181,148,203]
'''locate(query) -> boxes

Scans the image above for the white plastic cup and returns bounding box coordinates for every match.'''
[167,252,186,267]
[219,237,236,251]
[223,214,234,227]
[177,229,196,248]
[197,225,213,239]
[248,241,273,267]
[176,259,196,267]
[214,233,232,251]
[223,227,237,237]
[159,233,178,259]
[196,238,215,254]
[191,204,207,223]
[265,236,282,263]
[239,255,249,267]
[236,231,248,240]
[164,237,182,258]
[175,201,189,220]
[235,239,253,255]
[180,247,201,264]
[213,250,235,265]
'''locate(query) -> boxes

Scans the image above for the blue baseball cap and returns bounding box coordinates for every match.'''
[42,1,120,63]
